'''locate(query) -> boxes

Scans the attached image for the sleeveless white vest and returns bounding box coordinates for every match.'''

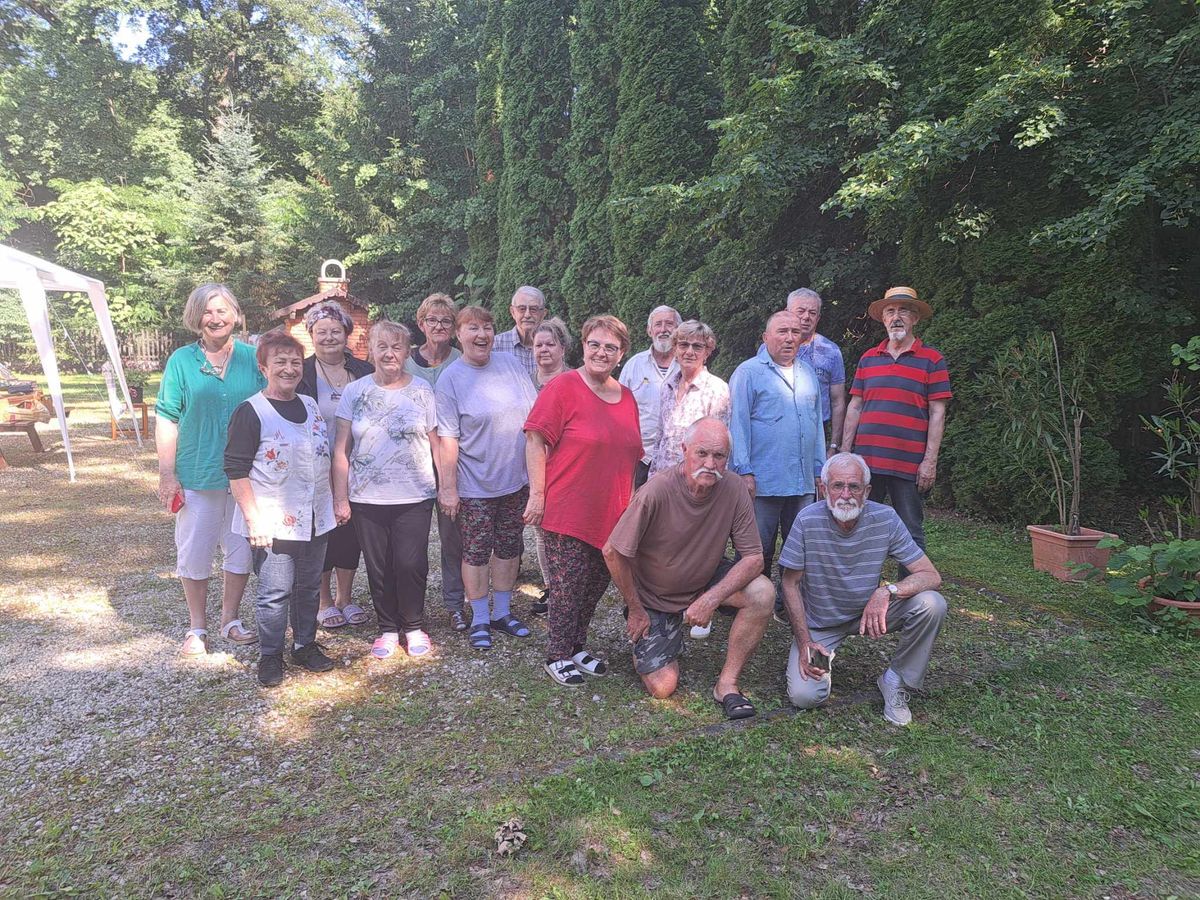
[233,392,335,542]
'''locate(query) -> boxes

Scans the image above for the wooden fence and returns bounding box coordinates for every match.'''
[0,328,190,372]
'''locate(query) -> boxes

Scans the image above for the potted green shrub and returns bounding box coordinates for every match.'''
[989,332,1115,580]
[124,368,149,405]
[1102,538,1200,630]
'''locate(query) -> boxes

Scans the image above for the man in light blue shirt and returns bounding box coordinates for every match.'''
[729,310,825,592]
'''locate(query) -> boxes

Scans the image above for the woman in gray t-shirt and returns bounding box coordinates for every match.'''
[435,305,538,651]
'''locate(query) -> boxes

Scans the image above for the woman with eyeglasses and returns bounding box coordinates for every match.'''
[528,317,572,616]
[405,292,462,387]
[648,320,730,477]
[524,315,643,686]
[297,301,374,630]
[156,283,265,656]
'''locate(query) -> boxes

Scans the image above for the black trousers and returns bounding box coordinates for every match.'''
[869,474,926,576]
[351,500,434,632]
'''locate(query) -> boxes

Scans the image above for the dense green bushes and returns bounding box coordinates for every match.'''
[2,0,1196,524]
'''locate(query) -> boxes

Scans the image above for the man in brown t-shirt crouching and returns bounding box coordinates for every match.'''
[603,417,774,719]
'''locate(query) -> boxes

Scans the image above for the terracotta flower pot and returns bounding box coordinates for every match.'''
[1026,524,1117,582]
[1150,596,1200,621]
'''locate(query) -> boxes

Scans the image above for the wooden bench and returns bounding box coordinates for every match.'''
[0,390,60,469]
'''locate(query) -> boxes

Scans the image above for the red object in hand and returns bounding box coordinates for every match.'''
[170,490,184,513]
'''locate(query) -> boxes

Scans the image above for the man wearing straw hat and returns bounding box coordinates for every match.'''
[842,287,951,570]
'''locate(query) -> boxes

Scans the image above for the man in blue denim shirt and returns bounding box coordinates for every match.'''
[787,288,846,479]
[729,311,826,596]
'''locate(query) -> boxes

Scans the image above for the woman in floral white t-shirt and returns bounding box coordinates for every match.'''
[331,321,439,659]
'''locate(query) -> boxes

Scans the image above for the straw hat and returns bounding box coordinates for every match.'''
[868,286,933,322]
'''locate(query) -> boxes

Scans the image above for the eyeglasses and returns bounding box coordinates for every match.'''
[827,481,866,494]
[512,305,544,315]
[676,341,708,352]
[424,317,454,328]
[585,340,621,356]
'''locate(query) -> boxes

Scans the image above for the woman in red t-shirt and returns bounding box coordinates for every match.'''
[524,315,643,686]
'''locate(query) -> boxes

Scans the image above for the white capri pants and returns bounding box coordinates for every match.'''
[174,488,253,580]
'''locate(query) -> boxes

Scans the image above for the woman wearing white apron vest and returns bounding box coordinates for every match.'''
[226,331,338,687]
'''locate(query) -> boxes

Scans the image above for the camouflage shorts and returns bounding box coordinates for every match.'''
[632,609,686,675]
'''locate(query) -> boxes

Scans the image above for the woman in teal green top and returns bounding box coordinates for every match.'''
[156,283,266,656]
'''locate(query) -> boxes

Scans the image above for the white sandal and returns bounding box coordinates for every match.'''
[220,619,258,644]
[180,629,208,657]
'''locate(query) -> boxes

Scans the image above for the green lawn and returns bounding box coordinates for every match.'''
[1,377,1196,898]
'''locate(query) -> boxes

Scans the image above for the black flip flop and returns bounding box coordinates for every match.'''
[490,614,530,637]
[715,691,756,720]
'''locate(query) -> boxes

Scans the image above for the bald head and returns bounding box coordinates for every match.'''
[763,310,803,366]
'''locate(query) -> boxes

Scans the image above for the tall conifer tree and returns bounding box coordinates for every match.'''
[609,0,718,325]
[493,0,574,324]
[466,0,504,304]
[561,0,619,324]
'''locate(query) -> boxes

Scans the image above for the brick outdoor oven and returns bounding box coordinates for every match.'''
[273,259,371,360]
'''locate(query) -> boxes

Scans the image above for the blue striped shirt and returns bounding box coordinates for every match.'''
[778,500,923,628]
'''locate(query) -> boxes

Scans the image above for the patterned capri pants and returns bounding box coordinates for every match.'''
[458,486,529,566]
[543,529,612,662]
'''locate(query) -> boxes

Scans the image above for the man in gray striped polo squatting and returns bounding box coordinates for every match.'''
[778,451,947,726]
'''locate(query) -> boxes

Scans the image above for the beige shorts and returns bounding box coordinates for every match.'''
[174,488,252,580]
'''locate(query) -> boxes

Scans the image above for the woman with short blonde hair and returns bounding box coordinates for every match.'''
[157,283,264,655]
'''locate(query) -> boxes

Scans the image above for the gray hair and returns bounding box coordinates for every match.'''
[821,451,871,486]
[681,416,731,448]
[647,305,682,329]
[787,288,822,312]
[182,283,242,334]
[368,319,411,348]
[672,319,716,351]
[511,285,546,308]
[534,316,572,348]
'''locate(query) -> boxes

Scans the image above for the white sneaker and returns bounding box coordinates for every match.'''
[689,622,711,640]
[877,673,913,726]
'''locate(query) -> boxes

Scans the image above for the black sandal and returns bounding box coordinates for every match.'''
[715,692,756,720]
[490,614,530,637]
[469,623,492,650]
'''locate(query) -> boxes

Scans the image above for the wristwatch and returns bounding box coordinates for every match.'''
[829,442,839,451]
[884,582,900,599]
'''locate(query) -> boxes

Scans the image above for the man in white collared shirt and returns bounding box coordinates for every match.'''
[618,305,681,487]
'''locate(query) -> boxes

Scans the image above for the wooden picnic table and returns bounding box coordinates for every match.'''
[0,390,56,469]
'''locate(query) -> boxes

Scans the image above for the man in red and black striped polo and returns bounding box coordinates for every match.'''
[842,287,951,569]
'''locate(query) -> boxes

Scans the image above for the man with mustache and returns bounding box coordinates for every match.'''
[842,286,952,569]
[618,305,682,488]
[604,418,774,719]
[779,452,946,726]
[729,310,826,592]
[492,285,548,375]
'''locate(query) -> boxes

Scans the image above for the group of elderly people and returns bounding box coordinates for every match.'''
[155,280,951,725]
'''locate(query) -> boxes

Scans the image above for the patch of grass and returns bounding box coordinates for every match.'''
[2,424,1198,897]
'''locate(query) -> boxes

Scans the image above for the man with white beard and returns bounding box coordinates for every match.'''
[778,452,946,726]
[619,305,682,488]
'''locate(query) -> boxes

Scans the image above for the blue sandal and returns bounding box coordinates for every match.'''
[469,623,492,650]
[491,614,530,638]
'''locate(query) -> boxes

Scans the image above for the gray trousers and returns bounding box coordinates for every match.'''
[786,590,946,708]
[436,504,465,612]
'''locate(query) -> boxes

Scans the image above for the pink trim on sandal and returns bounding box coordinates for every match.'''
[371,634,400,659]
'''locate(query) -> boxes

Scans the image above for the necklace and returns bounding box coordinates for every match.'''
[198,340,232,377]
[316,356,351,393]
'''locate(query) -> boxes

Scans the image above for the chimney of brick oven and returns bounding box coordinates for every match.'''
[318,259,349,295]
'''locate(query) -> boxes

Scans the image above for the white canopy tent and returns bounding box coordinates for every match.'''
[0,244,141,481]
